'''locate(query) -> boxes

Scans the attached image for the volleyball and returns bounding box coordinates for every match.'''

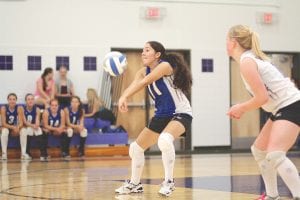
[102,51,127,76]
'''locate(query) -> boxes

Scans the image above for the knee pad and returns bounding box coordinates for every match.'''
[251,145,267,162]
[20,128,27,136]
[266,151,286,168]
[158,132,174,152]
[34,128,42,136]
[67,128,73,137]
[80,129,87,137]
[1,128,9,137]
[26,127,34,136]
[129,142,144,159]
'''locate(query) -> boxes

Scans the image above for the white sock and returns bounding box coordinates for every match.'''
[20,128,27,155]
[129,142,145,185]
[251,146,279,197]
[158,132,175,182]
[277,157,300,197]
[1,128,9,155]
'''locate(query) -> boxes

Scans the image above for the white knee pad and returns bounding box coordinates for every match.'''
[26,127,34,136]
[251,145,267,162]
[80,129,87,137]
[34,127,42,136]
[129,142,144,159]
[20,128,27,136]
[266,151,286,168]
[1,128,9,137]
[67,128,73,137]
[158,132,174,152]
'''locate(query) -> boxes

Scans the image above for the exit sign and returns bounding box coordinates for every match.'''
[141,7,166,20]
[263,13,273,24]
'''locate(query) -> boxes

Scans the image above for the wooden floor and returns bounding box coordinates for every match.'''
[0,152,299,200]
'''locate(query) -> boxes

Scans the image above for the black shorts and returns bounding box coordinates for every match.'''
[270,100,300,126]
[147,113,193,135]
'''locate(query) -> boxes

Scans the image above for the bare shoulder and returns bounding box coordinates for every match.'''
[240,57,258,70]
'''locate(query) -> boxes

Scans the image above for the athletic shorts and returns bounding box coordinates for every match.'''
[147,113,193,135]
[270,100,300,126]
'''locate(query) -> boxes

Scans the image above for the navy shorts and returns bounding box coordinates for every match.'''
[147,113,193,135]
[270,100,300,126]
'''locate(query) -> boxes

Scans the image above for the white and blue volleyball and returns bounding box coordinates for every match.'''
[103,51,127,76]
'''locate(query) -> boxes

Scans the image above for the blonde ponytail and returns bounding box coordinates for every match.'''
[229,25,269,61]
[251,31,269,61]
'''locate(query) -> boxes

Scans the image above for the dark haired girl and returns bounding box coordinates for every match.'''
[115,41,193,197]
[35,67,55,108]
[64,96,87,158]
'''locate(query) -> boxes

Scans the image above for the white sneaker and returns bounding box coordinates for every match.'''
[1,153,7,160]
[158,180,175,197]
[115,180,143,194]
[40,156,48,162]
[257,193,281,200]
[21,154,32,161]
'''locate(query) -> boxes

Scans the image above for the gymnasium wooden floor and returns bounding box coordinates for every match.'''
[0,153,299,200]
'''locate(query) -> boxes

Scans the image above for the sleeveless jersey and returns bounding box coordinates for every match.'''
[24,105,37,124]
[5,105,18,125]
[240,51,300,114]
[146,61,192,117]
[68,107,80,125]
[48,108,61,127]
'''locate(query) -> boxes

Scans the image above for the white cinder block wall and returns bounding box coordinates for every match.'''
[0,0,300,148]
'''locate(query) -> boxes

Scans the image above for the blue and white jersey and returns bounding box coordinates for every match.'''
[48,108,61,127]
[24,105,37,124]
[5,105,18,125]
[146,62,192,117]
[68,107,80,125]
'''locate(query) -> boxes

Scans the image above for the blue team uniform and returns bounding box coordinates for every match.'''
[48,108,61,127]
[68,107,80,125]
[24,105,37,124]
[5,105,18,125]
[146,61,192,118]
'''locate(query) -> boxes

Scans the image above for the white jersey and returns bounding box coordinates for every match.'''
[240,51,300,114]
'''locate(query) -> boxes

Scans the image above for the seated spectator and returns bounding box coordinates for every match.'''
[21,93,42,158]
[64,96,87,158]
[35,68,55,109]
[55,66,74,108]
[1,93,30,160]
[40,99,67,162]
[84,88,116,126]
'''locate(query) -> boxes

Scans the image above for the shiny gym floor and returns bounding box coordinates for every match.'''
[0,153,299,200]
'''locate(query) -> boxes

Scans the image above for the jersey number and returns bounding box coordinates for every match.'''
[50,120,59,127]
[27,115,33,123]
[72,116,77,124]
[8,116,15,125]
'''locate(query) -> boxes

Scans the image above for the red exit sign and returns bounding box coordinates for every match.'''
[263,13,273,24]
[141,7,165,20]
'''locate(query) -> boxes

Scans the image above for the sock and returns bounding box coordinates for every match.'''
[20,128,27,155]
[158,132,175,182]
[26,136,32,155]
[1,128,9,155]
[251,146,279,197]
[79,137,86,154]
[267,151,300,197]
[129,142,145,185]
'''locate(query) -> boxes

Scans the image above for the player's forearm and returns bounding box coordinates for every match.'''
[122,80,147,99]
[240,96,268,112]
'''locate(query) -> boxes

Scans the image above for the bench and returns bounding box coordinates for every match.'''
[0,104,129,148]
